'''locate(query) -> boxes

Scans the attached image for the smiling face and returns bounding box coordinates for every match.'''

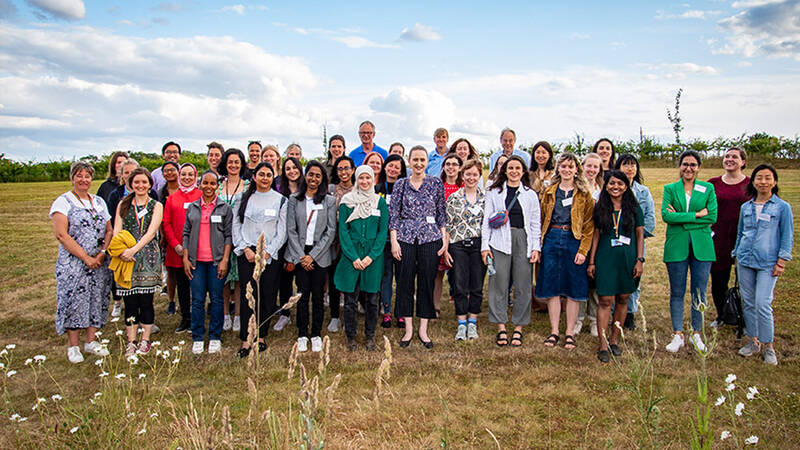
[443,157,461,181]
[248,144,261,163]
[207,148,222,171]
[409,149,428,175]
[434,133,448,151]
[534,146,550,166]
[131,173,151,196]
[723,149,745,172]
[163,164,178,183]
[329,139,345,160]
[620,160,637,183]
[583,158,600,182]
[506,159,524,183]
[254,166,274,191]
[163,144,180,163]
[179,165,196,188]
[605,176,627,200]
[679,155,700,182]
[389,144,404,156]
[71,169,93,193]
[200,173,219,198]
[501,131,516,153]
[463,165,480,189]
[287,146,302,160]
[357,172,373,191]
[455,141,470,161]
[305,166,323,192]
[335,160,354,184]
[226,154,242,177]
[558,158,577,182]
[359,123,375,145]
[262,148,279,167]
[596,141,613,167]
[753,168,776,197]
[384,160,402,181]
[284,160,300,182]
[120,164,136,184]
[364,155,382,179]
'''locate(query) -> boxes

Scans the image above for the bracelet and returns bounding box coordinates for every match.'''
[588,263,595,266]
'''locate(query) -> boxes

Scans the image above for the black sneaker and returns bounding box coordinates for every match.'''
[623,312,636,330]
[166,301,176,315]
[175,320,190,333]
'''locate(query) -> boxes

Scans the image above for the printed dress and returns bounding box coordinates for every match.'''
[117,198,162,296]
[218,179,249,285]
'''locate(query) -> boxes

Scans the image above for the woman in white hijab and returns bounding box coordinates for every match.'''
[334,165,389,351]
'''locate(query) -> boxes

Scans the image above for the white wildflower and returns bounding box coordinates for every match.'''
[9,413,21,421]
[747,386,759,400]
[24,359,32,366]
[0,362,4,369]
[33,355,46,363]
[17,417,28,422]
[726,383,736,392]
[5,344,15,350]
[177,340,185,345]
[715,395,725,406]
[50,394,62,402]
[151,341,160,347]
[137,426,147,435]
[725,373,737,384]
[720,430,731,440]
[111,317,120,322]
[150,412,158,418]
[100,339,110,345]
[98,371,109,378]
[93,392,102,398]
[89,399,95,405]
[0,349,7,357]
[138,373,146,380]
[171,346,179,351]
[127,412,134,418]
[735,402,745,416]
[115,330,123,336]
[127,354,139,365]
[115,373,126,380]
[70,426,79,434]
[94,331,102,337]
[6,370,17,378]
[172,358,180,364]
[94,359,104,366]
[745,435,759,445]
[37,397,46,403]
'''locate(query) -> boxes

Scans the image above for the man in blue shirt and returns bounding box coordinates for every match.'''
[489,128,531,172]
[425,127,449,176]
[349,120,387,166]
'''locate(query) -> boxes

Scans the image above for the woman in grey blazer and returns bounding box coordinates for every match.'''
[286,160,337,352]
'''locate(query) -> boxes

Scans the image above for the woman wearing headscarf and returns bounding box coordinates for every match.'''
[335,165,389,351]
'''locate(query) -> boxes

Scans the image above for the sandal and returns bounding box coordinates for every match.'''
[511,331,523,347]
[564,335,577,350]
[543,334,559,347]
[495,331,508,347]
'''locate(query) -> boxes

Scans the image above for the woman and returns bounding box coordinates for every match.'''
[183,171,234,354]
[388,142,405,158]
[733,164,793,365]
[326,156,356,332]
[449,138,483,189]
[334,165,389,351]
[708,147,750,328]
[274,156,304,332]
[261,145,281,175]
[377,155,407,328]
[432,153,464,316]
[363,152,385,184]
[286,143,303,161]
[445,159,486,340]
[218,149,250,333]
[389,146,447,349]
[97,151,129,203]
[232,162,287,357]
[113,167,164,356]
[206,142,224,175]
[587,171,644,362]
[529,141,555,195]
[162,163,202,333]
[324,135,346,180]
[51,162,113,363]
[287,161,337,353]
[594,138,616,171]
[481,156,541,347]
[247,140,262,172]
[583,153,604,201]
[487,154,509,186]
[574,152,605,336]
[616,154,656,330]
[158,161,180,203]
[536,153,594,350]
[662,150,717,353]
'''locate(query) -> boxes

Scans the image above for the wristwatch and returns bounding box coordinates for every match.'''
[636,257,645,263]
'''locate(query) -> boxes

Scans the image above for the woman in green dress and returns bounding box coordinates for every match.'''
[587,170,644,363]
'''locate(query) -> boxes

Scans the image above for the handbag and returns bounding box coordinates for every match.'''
[488,189,520,229]
[720,268,745,338]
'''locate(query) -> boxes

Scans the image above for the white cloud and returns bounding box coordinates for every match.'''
[737,60,753,67]
[221,4,244,15]
[330,36,399,49]
[370,87,455,137]
[635,62,719,79]
[656,8,723,19]
[570,32,590,40]
[26,0,85,20]
[715,0,800,60]
[398,23,442,42]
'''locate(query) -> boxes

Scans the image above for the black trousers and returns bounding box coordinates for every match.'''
[450,239,486,316]
[278,257,296,318]
[396,239,441,319]
[123,293,154,325]
[327,259,340,319]
[343,281,380,339]
[167,266,191,321]
[296,250,328,338]
[238,256,281,342]
[710,267,733,320]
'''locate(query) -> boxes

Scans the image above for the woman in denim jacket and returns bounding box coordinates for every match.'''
[733,164,793,365]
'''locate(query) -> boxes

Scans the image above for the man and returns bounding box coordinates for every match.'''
[348,121,387,166]
[151,141,181,193]
[286,143,303,161]
[425,128,449,176]
[247,140,262,171]
[489,128,531,172]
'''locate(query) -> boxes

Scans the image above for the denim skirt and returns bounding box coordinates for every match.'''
[535,228,588,301]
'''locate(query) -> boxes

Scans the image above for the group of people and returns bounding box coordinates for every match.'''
[50,122,793,365]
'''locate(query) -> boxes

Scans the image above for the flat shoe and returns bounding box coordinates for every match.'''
[510,330,523,347]
[564,335,577,350]
[597,350,610,363]
[399,338,411,348]
[418,336,433,349]
[258,342,267,352]
[237,347,250,359]
[543,334,559,347]
[610,344,622,357]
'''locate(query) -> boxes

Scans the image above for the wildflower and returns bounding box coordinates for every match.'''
[747,386,759,400]
[95,359,104,366]
[24,359,33,366]
[95,331,102,337]
[0,362,4,369]
[70,426,79,434]
[126,316,136,323]
[726,383,736,392]
[33,355,46,363]
[177,340,185,346]
[172,358,180,364]
[155,349,162,357]
[111,317,120,322]
[93,392,102,398]
[735,402,745,416]
[98,371,109,378]
[127,412,134,418]
[745,435,759,445]
[720,430,731,440]
[5,344,15,350]
[151,341,161,347]
[17,417,28,422]
[171,346,179,351]
[101,339,110,345]
[725,373,737,384]
[138,373,146,380]
[150,412,158,418]
[50,394,63,402]
[37,397,46,403]
[127,354,139,365]
[115,330,123,336]
[137,426,147,435]
[137,328,143,334]
[715,395,726,406]
[0,349,6,357]
[115,373,126,380]
[9,413,21,421]
[6,370,16,378]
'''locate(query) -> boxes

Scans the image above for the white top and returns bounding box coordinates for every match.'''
[685,192,692,212]
[304,195,319,246]
[232,190,287,261]
[49,192,111,222]
[755,203,765,219]
[481,183,542,257]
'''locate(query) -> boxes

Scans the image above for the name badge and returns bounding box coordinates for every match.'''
[312,203,324,211]
[618,235,631,245]
[371,209,381,217]
[210,215,222,223]
[562,197,573,207]
[264,209,276,217]
[757,213,771,222]
[386,194,392,205]
[694,184,707,193]
[426,216,436,224]
[183,202,191,209]
[136,208,147,219]
[469,205,482,215]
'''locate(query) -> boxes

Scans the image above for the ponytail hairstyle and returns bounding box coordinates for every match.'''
[238,162,275,224]
[118,167,153,220]
[593,170,638,236]
[278,157,304,197]
[296,160,329,205]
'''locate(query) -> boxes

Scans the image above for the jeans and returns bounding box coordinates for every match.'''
[343,281,380,339]
[450,239,486,316]
[737,264,777,344]
[380,242,398,315]
[665,251,712,332]
[190,261,226,342]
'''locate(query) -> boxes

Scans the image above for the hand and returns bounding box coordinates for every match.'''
[183,257,194,281]
[217,259,229,279]
[300,255,314,271]
[391,241,402,261]
[174,244,184,256]
[529,250,540,264]
[82,254,100,269]
[263,252,271,262]
[443,251,453,267]
[96,252,106,264]
[666,204,676,213]
[633,260,643,278]
[481,250,493,265]
[587,264,595,278]
[773,263,785,277]
[243,247,255,263]
[696,208,708,218]
[121,248,136,262]
[574,252,586,265]
[437,242,447,257]
[352,258,364,271]
[361,256,373,268]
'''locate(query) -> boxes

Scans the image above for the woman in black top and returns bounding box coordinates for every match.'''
[376,155,407,327]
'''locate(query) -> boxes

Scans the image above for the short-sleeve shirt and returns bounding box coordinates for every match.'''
[50,192,112,222]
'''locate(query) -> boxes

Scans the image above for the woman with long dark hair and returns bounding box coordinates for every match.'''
[325,155,356,333]
[97,151,129,203]
[529,141,555,196]
[274,156,304,331]
[324,135,346,180]
[377,154,407,328]
[593,138,616,171]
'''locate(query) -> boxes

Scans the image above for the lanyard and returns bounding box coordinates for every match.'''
[72,191,99,220]
[612,210,621,238]
[133,200,147,235]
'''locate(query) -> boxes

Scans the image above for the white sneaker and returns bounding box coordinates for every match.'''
[208,340,221,354]
[323,292,330,307]
[273,315,290,331]
[192,341,204,354]
[67,345,84,364]
[297,337,309,352]
[223,315,232,331]
[590,320,598,337]
[467,323,479,340]
[111,302,121,317]
[763,347,778,365]
[150,324,160,334]
[455,324,467,341]
[689,333,707,353]
[738,339,760,357]
[709,319,723,329]
[84,341,109,357]
[232,316,240,332]
[310,336,323,352]
[327,318,340,333]
[665,333,685,353]
[574,319,583,335]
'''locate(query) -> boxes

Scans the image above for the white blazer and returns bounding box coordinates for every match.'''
[481,183,542,257]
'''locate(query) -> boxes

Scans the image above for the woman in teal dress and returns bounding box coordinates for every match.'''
[587,170,644,362]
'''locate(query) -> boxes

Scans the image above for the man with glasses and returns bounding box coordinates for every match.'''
[151,141,182,193]
[489,128,531,172]
[349,121,387,166]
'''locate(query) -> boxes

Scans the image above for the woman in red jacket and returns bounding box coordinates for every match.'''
[162,163,202,333]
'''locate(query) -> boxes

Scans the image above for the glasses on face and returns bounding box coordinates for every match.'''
[164,150,180,156]
[681,163,699,168]
[337,166,353,172]
[359,131,374,136]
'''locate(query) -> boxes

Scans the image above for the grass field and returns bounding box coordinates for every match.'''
[0,168,798,449]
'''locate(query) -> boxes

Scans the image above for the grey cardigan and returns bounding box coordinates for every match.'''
[286,193,337,267]
[182,198,234,266]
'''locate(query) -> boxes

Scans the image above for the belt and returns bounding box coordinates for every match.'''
[550,224,571,231]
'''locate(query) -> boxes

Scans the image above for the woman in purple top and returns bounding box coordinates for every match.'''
[708,147,750,327]
[389,145,448,349]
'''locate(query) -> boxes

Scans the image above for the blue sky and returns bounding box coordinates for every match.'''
[1,0,799,161]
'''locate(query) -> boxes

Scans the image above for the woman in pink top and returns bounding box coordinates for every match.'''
[434,153,464,316]
[162,164,202,333]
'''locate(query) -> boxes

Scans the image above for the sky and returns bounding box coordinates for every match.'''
[1,0,799,161]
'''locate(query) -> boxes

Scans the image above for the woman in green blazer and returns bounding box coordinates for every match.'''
[334,165,389,351]
[662,150,718,354]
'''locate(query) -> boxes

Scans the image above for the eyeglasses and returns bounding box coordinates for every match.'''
[358,132,374,136]
[337,166,353,172]
[681,163,699,168]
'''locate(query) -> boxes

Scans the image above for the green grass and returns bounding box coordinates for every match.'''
[1,169,799,448]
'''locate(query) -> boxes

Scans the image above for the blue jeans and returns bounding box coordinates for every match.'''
[737,264,777,344]
[665,253,712,332]
[380,242,397,315]
[190,261,225,342]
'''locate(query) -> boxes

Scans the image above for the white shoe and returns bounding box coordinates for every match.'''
[738,339,760,357]
[84,341,109,357]
[192,341,204,354]
[327,318,340,333]
[455,324,467,341]
[467,323,479,340]
[574,319,583,335]
[232,316,240,332]
[111,302,121,317]
[208,340,221,354]
[150,324,160,334]
[689,333,707,353]
[357,302,365,315]
[323,293,330,307]
[310,336,323,352]
[223,315,232,331]
[590,320,598,337]
[67,346,84,364]
[665,333,685,353]
[709,319,723,329]
[273,315,290,331]
[297,337,309,353]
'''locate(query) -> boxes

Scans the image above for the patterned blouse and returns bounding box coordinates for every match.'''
[388,176,445,245]
[446,187,485,244]
[118,198,162,295]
